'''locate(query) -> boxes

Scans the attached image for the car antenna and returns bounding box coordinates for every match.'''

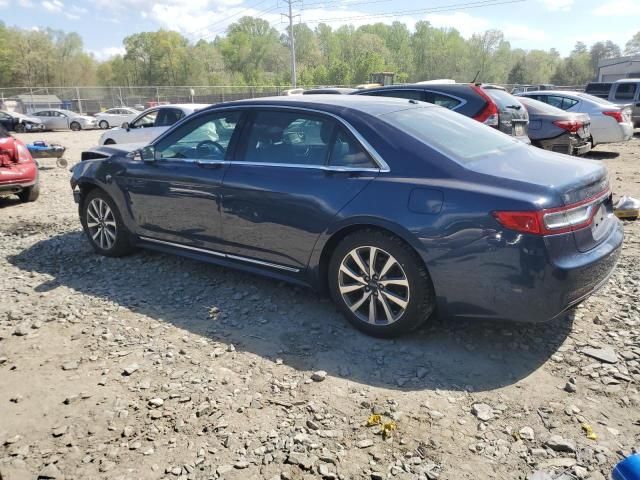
[471,70,480,84]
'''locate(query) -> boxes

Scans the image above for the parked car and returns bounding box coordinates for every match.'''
[71,95,622,338]
[0,126,39,202]
[0,110,45,133]
[353,83,530,142]
[31,109,97,131]
[584,82,613,99]
[517,96,591,156]
[99,104,209,145]
[511,84,555,94]
[516,91,633,146]
[605,79,640,128]
[303,87,357,95]
[94,107,140,129]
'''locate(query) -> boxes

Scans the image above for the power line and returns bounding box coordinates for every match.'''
[189,0,275,38]
[301,0,525,23]
[198,4,283,40]
[301,0,391,9]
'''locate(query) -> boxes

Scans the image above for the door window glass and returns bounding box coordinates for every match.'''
[156,111,241,160]
[614,83,637,100]
[131,110,158,128]
[424,92,462,110]
[156,108,185,127]
[376,89,424,101]
[0,112,11,119]
[34,111,49,117]
[243,111,334,166]
[329,129,375,168]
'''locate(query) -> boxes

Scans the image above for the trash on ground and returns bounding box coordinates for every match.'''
[614,196,640,220]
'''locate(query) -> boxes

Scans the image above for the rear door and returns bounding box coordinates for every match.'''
[220,108,380,271]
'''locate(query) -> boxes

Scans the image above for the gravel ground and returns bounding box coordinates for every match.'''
[0,130,639,480]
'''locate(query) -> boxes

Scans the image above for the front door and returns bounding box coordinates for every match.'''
[116,110,243,249]
[221,109,380,271]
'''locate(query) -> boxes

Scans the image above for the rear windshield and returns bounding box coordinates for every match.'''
[384,106,520,163]
[585,83,612,95]
[518,97,564,114]
[483,89,524,109]
[576,92,616,105]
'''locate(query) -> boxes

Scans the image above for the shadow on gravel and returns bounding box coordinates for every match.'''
[584,150,620,160]
[9,231,574,393]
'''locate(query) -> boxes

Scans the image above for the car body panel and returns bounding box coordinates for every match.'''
[72,95,623,324]
[95,108,139,128]
[0,111,45,132]
[31,109,96,130]
[0,136,38,195]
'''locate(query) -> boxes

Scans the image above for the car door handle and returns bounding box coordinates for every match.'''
[195,160,226,169]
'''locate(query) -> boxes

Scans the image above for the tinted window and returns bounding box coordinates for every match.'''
[131,110,158,128]
[384,107,519,163]
[545,96,578,110]
[243,111,334,166]
[577,92,617,105]
[156,111,240,160]
[0,112,11,119]
[156,108,185,127]
[585,83,612,96]
[374,89,424,101]
[614,83,637,100]
[329,129,375,168]
[483,89,521,109]
[33,111,49,117]
[424,92,462,110]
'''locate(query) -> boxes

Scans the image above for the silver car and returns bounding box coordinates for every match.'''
[31,109,97,131]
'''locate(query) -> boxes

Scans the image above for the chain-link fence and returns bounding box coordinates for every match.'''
[0,84,585,115]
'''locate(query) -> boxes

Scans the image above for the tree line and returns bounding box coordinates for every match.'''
[1,19,640,89]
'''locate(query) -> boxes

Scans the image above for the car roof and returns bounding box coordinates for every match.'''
[203,95,436,117]
[614,78,640,83]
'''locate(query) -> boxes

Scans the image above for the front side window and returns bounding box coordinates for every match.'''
[131,110,158,128]
[156,111,241,160]
[0,112,11,120]
[243,111,334,166]
[34,111,49,117]
[614,83,637,100]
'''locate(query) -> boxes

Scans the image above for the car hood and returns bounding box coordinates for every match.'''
[81,142,146,161]
[465,143,607,206]
[13,113,42,124]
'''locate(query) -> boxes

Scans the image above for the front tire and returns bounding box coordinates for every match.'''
[99,120,109,129]
[80,189,133,257]
[18,183,39,203]
[103,139,116,145]
[328,230,435,338]
[14,123,26,133]
[70,122,81,131]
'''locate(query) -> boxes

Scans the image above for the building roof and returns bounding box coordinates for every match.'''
[598,55,640,68]
[13,94,62,103]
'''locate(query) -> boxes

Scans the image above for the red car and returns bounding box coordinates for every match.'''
[0,127,39,203]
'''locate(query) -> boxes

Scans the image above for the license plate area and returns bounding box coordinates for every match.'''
[591,201,609,241]
[513,123,525,136]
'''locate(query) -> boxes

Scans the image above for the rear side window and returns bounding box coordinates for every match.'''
[614,83,637,100]
[384,107,520,163]
[243,111,334,166]
[545,96,578,110]
[424,92,461,110]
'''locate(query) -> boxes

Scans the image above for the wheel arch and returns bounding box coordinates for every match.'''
[314,218,428,293]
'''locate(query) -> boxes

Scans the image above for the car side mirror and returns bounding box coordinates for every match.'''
[122,122,130,131]
[140,145,157,162]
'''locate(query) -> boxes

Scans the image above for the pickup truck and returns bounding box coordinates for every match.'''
[605,79,640,128]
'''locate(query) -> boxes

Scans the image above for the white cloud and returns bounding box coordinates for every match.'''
[0,0,8,7]
[502,24,546,43]
[41,0,63,12]
[19,0,35,6]
[91,46,126,61]
[423,12,491,38]
[593,0,640,16]
[540,0,574,11]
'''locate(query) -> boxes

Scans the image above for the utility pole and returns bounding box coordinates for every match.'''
[283,0,299,88]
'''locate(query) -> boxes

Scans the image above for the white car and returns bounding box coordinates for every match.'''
[516,91,633,146]
[95,107,140,129]
[99,104,210,145]
[31,109,97,131]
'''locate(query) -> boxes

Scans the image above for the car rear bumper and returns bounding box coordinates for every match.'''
[534,134,591,156]
[427,219,623,323]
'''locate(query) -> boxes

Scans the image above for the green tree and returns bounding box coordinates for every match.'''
[624,32,640,55]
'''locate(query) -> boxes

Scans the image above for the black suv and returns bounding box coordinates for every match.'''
[352,83,530,142]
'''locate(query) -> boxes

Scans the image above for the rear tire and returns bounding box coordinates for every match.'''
[99,120,109,129]
[80,189,133,257]
[70,122,81,131]
[18,183,39,203]
[328,229,435,338]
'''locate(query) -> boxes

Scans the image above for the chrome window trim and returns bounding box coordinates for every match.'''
[138,236,301,273]
[151,104,390,173]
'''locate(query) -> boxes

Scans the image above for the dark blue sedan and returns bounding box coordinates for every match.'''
[71,95,623,337]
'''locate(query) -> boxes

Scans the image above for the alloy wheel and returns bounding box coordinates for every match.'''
[338,246,410,325]
[86,198,117,250]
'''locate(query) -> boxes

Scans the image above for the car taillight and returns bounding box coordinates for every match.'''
[493,189,610,236]
[471,85,499,127]
[15,142,33,164]
[603,110,623,123]
[553,119,582,133]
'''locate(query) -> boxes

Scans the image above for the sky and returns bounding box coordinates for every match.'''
[0,0,638,60]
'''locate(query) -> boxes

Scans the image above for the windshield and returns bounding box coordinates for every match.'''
[383,106,521,163]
